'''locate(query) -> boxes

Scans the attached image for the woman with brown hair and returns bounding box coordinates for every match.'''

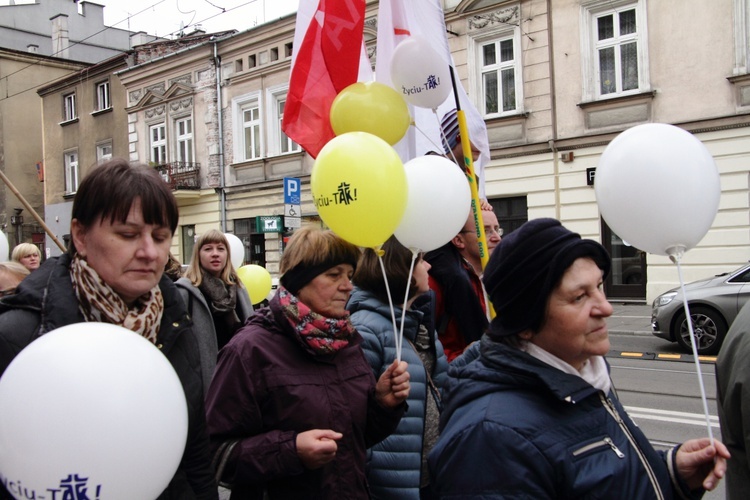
[348,236,448,499]
[206,227,410,499]
[0,159,217,499]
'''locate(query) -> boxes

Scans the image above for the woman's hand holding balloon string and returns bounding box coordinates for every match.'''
[375,359,410,409]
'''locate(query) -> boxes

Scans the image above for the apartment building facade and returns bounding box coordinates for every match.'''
[0,0,160,257]
[0,48,87,252]
[35,0,750,303]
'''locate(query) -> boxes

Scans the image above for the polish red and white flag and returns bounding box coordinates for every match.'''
[282,0,367,158]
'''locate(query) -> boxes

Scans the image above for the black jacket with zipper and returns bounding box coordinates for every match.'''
[0,255,218,500]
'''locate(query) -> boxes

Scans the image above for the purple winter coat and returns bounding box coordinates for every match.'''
[205,294,406,500]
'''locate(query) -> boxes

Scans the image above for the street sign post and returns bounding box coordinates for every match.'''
[283,177,301,229]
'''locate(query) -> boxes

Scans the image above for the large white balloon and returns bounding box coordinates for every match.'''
[0,323,188,500]
[595,123,720,256]
[0,232,8,260]
[394,155,472,252]
[390,35,452,109]
[224,233,244,270]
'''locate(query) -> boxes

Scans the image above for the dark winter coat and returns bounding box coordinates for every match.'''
[0,255,218,500]
[348,288,448,499]
[428,336,699,499]
[205,293,406,500]
[716,299,750,499]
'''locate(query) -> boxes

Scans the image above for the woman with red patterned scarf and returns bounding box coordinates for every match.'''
[205,227,410,500]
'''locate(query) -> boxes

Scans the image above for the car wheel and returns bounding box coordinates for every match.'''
[674,306,727,355]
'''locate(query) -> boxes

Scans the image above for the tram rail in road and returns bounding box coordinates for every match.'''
[624,406,720,428]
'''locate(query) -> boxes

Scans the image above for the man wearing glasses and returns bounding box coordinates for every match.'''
[425,210,502,362]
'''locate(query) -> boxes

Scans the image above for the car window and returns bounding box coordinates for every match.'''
[728,267,750,283]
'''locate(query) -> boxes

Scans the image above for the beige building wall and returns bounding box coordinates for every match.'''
[215,15,312,271]
[38,54,132,256]
[451,0,750,302]
[117,37,224,264]
[0,49,84,253]
[171,190,222,264]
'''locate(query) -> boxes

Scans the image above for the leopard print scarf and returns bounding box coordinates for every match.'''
[70,254,164,344]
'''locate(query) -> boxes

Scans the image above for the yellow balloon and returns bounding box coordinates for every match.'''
[237,265,273,305]
[312,132,407,248]
[330,82,410,145]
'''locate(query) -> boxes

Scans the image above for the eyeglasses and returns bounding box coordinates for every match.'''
[460,226,504,237]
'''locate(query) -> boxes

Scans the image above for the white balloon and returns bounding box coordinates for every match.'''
[595,123,720,256]
[390,35,452,109]
[0,232,8,260]
[394,155,472,252]
[224,233,244,270]
[0,323,188,500]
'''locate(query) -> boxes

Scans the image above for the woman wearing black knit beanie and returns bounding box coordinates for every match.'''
[205,227,410,499]
[429,218,729,499]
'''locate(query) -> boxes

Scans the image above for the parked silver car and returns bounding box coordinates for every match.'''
[651,262,750,355]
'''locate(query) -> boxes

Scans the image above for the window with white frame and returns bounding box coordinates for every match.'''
[733,0,750,74]
[64,150,79,194]
[277,98,300,154]
[467,7,523,118]
[267,86,300,156]
[582,0,649,100]
[479,35,520,115]
[96,81,110,111]
[232,93,262,162]
[176,117,194,163]
[150,123,167,164]
[96,142,112,162]
[63,93,76,121]
[243,105,261,160]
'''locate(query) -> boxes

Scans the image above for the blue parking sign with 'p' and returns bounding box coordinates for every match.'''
[284,177,301,205]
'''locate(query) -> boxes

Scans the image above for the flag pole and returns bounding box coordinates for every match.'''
[449,67,495,320]
[449,67,490,271]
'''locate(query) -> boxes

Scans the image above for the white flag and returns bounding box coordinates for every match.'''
[375,0,490,197]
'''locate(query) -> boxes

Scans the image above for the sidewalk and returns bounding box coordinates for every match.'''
[608,302,652,335]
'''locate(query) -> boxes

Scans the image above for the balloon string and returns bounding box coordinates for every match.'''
[396,250,418,364]
[410,111,447,155]
[674,255,715,447]
[377,253,401,362]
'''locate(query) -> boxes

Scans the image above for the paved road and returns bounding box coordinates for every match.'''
[608,302,652,335]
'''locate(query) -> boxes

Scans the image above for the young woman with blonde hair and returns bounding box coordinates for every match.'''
[176,229,252,392]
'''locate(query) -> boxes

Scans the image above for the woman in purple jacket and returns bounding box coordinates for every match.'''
[205,227,410,500]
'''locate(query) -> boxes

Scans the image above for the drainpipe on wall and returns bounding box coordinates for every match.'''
[547,0,561,220]
[548,139,560,220]
[213,40,227,232]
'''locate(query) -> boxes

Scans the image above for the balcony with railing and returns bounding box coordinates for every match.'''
[154,162,201,190]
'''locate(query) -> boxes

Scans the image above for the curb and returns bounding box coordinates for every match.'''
[609,350,717,364]
[609,329,653,337]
